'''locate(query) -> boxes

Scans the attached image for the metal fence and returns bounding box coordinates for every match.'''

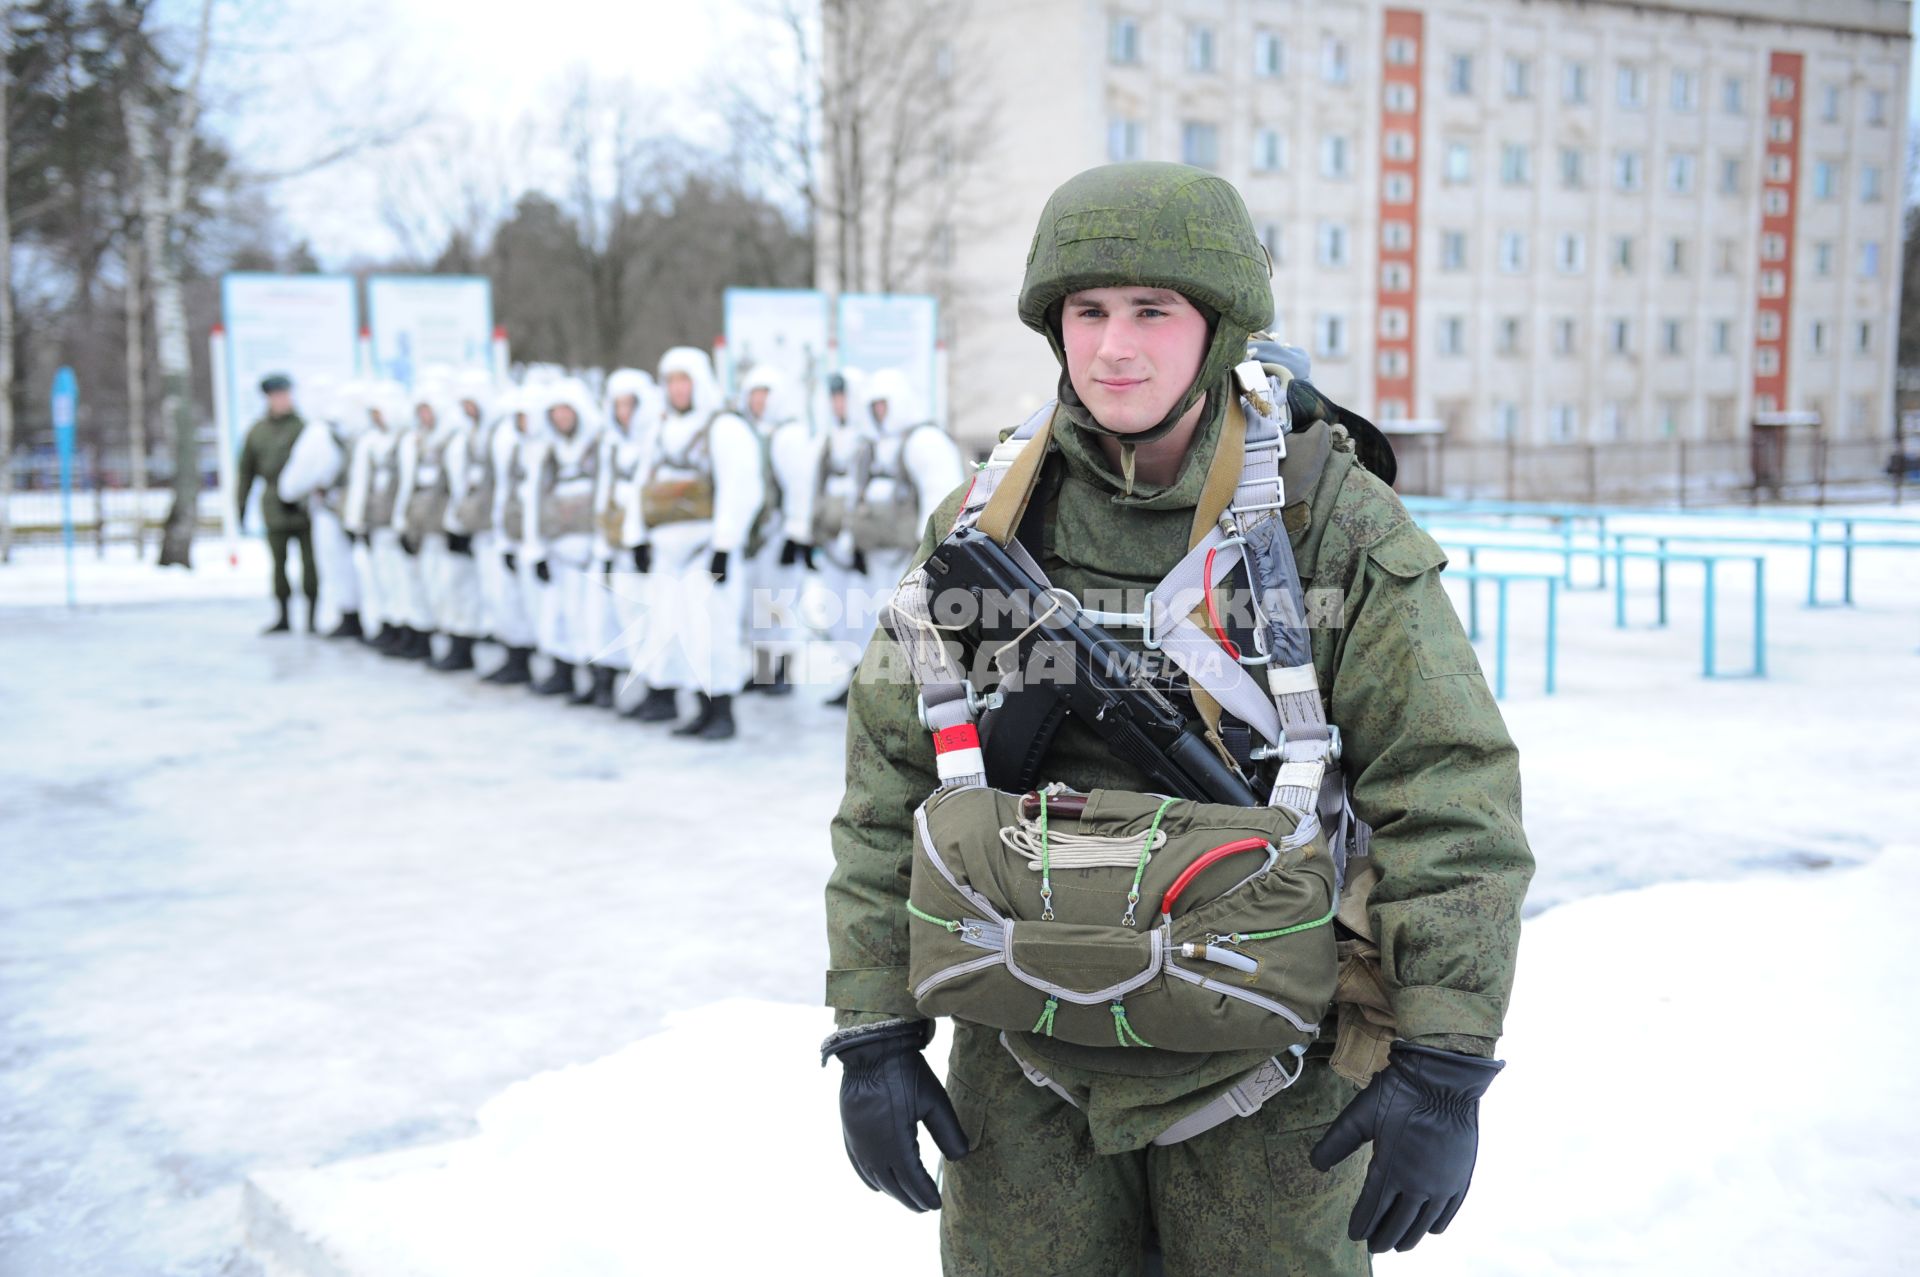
[1388,434,1914,508]
[3,450,224,551]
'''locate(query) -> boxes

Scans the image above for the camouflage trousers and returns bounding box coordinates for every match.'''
[938,1025,1372,1277]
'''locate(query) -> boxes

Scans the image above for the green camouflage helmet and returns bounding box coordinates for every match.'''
[1018,162,1274,459]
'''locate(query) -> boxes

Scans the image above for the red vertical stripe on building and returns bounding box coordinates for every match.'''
[1753,51,1803,413]
[1376,9,1423,418]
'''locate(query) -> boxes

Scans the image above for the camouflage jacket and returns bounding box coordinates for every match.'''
[826,402,1533,1130]
[237,412,312,533]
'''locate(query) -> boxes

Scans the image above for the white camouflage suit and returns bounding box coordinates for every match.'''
[275,380,362,629]
[478,386,539,652]
[392,390,484,648]
[523,379,605,668]
[739,365,816,670]
[342,382,418,633]
[638,347,766,699]
[587,368,664,683]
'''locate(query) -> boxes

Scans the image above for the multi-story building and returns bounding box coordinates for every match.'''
[819,0,1909,471]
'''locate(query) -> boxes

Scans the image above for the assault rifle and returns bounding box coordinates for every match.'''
[918,525,1259,807]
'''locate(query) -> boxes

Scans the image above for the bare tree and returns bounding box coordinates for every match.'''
[120,0,215,568]
[123,221,148,552]
[0,0,14,564]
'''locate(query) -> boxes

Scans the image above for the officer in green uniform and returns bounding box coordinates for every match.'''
[236,373,319,634]
[822,163,1534,1275]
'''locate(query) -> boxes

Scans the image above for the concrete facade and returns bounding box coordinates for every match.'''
[818,0,1909,458]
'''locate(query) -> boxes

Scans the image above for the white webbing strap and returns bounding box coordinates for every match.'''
[886,572,987,790]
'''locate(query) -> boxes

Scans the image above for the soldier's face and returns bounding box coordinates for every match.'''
[267,390,294,415]
[748,388,769,420]
[415,404,436,429]
[550,404,578,435]
[667,373,694,412]
[1060,287,1209,435]
[614,394,637,427]
[830,391,848,421]
[870,399,890,426]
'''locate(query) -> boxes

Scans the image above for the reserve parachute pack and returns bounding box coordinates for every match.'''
[883,354,1395,1141]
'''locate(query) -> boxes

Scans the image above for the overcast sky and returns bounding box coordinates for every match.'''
[212,0,1920,268]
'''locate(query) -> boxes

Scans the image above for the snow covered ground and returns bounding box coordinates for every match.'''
[0,506,1916,1276]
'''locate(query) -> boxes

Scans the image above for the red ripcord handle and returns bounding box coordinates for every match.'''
[1202,544,1242,662]
[1159,838,1271,917]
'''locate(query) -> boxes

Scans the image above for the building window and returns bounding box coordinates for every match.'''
[1497,316,1523,355]
[1670,68,1698,112]
[1188,24,1216,73]
[1820,83,1841,123]
[1249,27,1285,79]
[1382,262,1412,292]
[1661,318,1684,356]
[1385,36,1416,67]
[1615,149,1643,191]
[1504,56,1532,99]
[1813,241,1834,275]
[1107,118,1145,162]
[1498,231,1527,274]
[1320,134,1352,178]
[1553,317,1577,355]
[1665,238,1687,275]
[1715,240,1736,275]
[1608,318,1632,354]
[1862,166,1883,203]
[1756,347,1780,376]
[1759,269,1785,298]
[1440,229,1467,271]
[1613,236,1635,273]
[1383,170,1414,203]
[1711,319,1731,355]
[1814,160,1838,198]
[1384,130,1415,161]
[1811,320,1830,355]
[1765,153,1792,183]
[1769,74,1794,101]
[1500,144,1532,186]
[1317,221,1349,267]
[1384,82,1417,114]
[1757,311,1781,340]
[1322,35,1349,84]
[1723,75,1744,114]
[1493,402,1520,441]
[1181,122,1219,169]
[1762,188,1789,217]
[1314,312,1348,356]
[1444,141,1472,184]
[1555,232,1585,274]
[1860,242,1881,278]
[1438,315,1465,355]
[1260,222,1283,266]
[1760,232,1786,261]
[1857,321,1873,354]
[1600,402,1631,442]
[1867,88,1888,126]
[1767,115,1794,143]
[1380,307,1409,339]
[1560,147,1586,189]
[1563,60,1588,104]
[1667,152,1696,195]
[1720,156,1742,195]
[1383,220,1413,251]
[1448,52,1473,96]
[1617,63,1646,109]
[1550,404,1579,442]
[1253,128,1286,172]
[1659,399,1684,438]
[1379,350,1410,379]
[1109,14,1141,65]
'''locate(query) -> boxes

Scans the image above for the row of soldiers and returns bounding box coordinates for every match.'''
[253,348,965,741]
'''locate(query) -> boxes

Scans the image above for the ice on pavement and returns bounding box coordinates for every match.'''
[1,507,1916,1275]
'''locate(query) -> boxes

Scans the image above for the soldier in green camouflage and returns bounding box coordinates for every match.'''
[823,162,1533,1275]
[236,374,320,634]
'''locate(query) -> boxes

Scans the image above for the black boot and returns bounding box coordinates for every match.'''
[327,610,365,640]
[404,628,436,661]
[380,624,414,657]
[673,692,736,740]
[531,659,577,696]
[482,645,533,685]
[765,655,794,697]
[569,663,615,707]
[306,597,319,633]
[630,686,679,722]
[262,600,291,635]
[430,634,476,672]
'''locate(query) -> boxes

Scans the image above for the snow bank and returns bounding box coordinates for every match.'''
[244,847,1920,1276]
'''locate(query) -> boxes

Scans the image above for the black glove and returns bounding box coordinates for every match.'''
[779,538,814,568]
[502,550,517,572]
[401,533,420,557]
[1310,1040,1505,1254]
[708,550,729,583]
[823,1021,969,1213]
[602,558,615,581]
[534,559,551,584]
[631,544,651,574]
[850,547,868,575]
[447,533,473,555]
